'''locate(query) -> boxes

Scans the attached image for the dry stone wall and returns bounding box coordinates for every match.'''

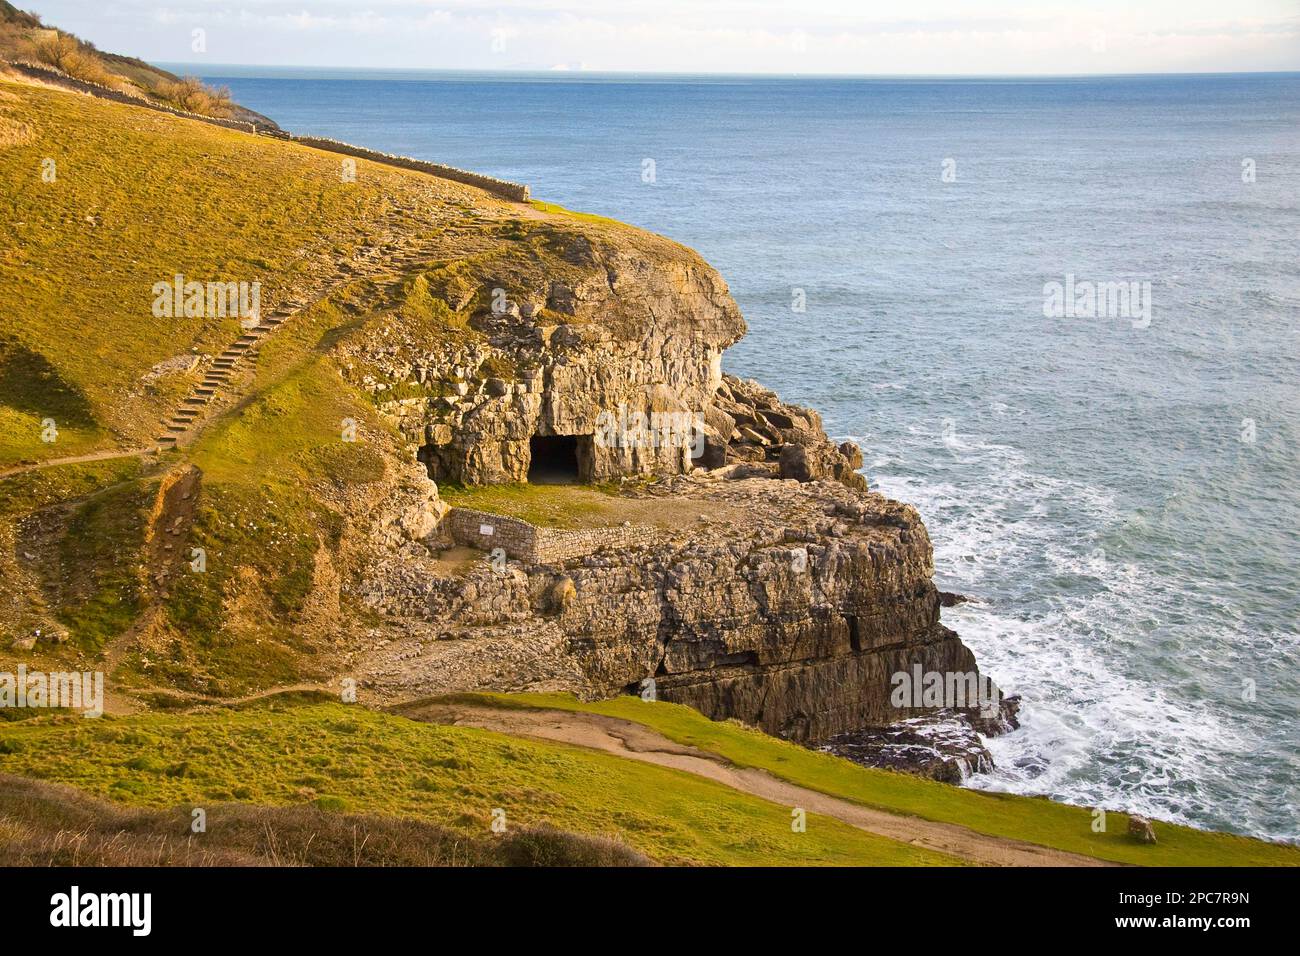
[444,507,656,564]
[3,60,531,202]
[292,137,530,202]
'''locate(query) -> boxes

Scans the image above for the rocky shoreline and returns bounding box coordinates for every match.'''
[821,697,1021,783]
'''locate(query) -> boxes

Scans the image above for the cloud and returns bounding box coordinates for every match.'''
[26,0,1300,72]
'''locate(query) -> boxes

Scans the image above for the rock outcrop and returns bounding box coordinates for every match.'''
[354,475,986,745]
[820,697,1020,783]
[343,223,863,494]
[345,227,745,485]
[336,209,999,755]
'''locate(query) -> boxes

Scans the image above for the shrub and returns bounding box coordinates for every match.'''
[154,76,234,119]
[497,825,653,867]
[27,31,113,87]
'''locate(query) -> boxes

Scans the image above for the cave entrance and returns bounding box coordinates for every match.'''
[417,443,440,481]
[528,435,582,484]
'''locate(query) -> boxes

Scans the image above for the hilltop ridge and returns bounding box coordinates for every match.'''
[0,2,275,126]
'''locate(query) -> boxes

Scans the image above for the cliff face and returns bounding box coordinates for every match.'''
[566,482,978,742]
[347,221,866,495]
[645,498,975,742]
[357,474,978,742]
[340,217,986,743]
[345,226,747,485]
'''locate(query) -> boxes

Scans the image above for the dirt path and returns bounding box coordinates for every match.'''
[96,465,203,715]
[0,447,150,481]
[400,701,1119,868]
[103,681,337,717]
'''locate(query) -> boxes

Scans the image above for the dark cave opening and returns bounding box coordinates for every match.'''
[528,435,580,484]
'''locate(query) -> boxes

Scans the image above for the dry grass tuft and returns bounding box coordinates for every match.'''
[0,773,654,867]
[0,112,30,147]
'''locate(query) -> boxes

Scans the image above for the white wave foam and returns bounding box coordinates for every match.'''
[861,426,1296,842]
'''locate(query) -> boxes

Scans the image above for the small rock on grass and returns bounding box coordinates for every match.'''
[1128,815,1158,844]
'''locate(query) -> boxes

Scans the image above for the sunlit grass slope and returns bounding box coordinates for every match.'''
[0,700,961,866]
[0,78,433,465]
[456,693,1300,867]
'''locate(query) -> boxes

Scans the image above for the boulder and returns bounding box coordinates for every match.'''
[542,575,577,614]
[779,441,867,491]
[1128,815,1158,844]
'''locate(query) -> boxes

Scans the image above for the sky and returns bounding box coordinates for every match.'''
[23,1,1300,74]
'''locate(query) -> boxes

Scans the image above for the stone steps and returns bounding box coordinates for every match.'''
[149,244,420,452]
[153,296,313,449]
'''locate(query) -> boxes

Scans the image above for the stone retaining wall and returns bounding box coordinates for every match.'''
[293,137,530,202]
[444,506,655,564]
[444,508,537,559]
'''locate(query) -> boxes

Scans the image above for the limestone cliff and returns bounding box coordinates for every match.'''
[344,226,744,484]
[340,213,989,747]
[359,475,977,743]
[346,221,865,492]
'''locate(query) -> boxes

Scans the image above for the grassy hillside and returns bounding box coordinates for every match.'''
[0,699,960,866]
[0,74,517,692]
[0,3,270,123]
[0,773,652,866]
[4,692,1293,866]
[0,79,419,464]
[456,693,1300,866]
[0,74,492,690]
[0,456,147,651]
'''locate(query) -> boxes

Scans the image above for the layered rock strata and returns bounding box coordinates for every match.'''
[355,475,983,744]
[340,214,996,752]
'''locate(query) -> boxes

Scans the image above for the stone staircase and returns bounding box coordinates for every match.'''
[153,301,301,451]
[151,232,436,452]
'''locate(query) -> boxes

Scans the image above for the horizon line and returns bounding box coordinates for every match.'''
[158,63,1300,81]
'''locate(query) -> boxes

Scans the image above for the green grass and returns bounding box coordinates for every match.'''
[0,701,961,866]
[452,692,1300,867]
[0,455,146,519]
[156,331,390,693]
[0,455,150,654]
[0,79,418,466]
[440,481,623,528]
[52,477,151,650]
[0,338,103,463]
[529,199,629,228]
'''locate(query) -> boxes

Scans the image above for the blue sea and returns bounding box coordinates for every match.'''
[194,67,1300,843]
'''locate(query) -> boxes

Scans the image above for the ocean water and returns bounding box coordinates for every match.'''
[197,67,1300,842]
